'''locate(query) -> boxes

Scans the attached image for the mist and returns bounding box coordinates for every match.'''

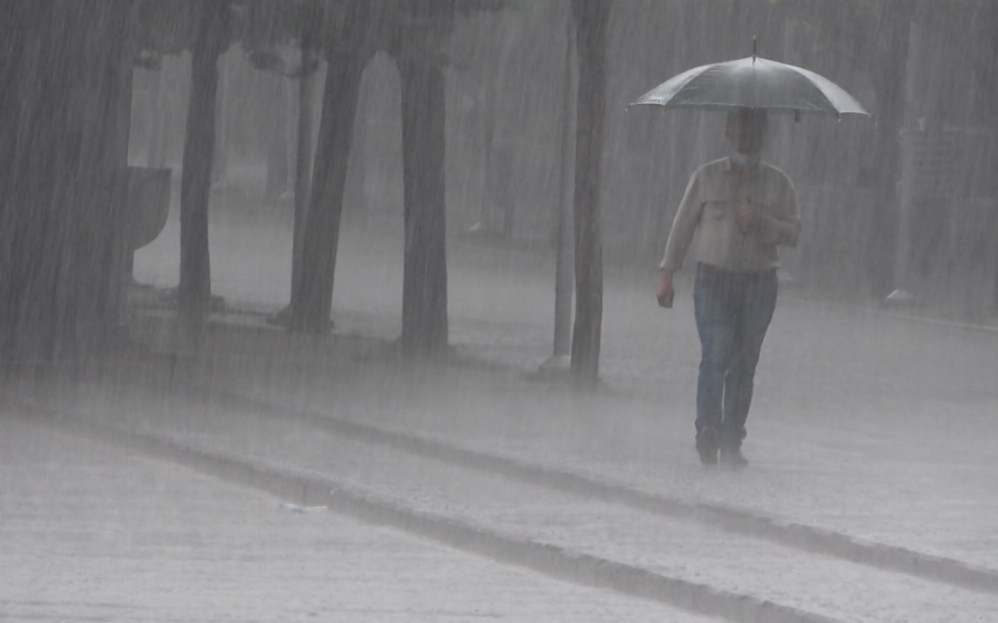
[2,1,998,621]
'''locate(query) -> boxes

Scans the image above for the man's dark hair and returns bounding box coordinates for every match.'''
[727,106,768,130]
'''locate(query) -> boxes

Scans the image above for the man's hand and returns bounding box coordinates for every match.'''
[737,198,761,234]
[657,270,675,308]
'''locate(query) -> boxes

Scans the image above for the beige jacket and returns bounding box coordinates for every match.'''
[660,157,801,273]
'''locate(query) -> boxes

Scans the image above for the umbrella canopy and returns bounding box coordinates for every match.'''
[631,56,869,116]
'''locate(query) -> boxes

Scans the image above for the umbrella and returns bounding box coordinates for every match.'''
[631,53,869,117]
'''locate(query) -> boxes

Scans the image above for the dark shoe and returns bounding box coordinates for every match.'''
[719,446,749,468]
[695,427,719,465]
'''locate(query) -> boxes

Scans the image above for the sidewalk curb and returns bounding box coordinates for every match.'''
[7,400,841,623]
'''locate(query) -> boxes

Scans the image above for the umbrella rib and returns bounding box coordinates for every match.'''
[781,61,869,115]
[630,62,715,107]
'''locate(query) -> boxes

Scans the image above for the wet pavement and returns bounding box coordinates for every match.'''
[0,414,714,623]
[7,336,998,621]
[2,217,996,621]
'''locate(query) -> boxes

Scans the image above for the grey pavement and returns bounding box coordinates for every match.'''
[127,215,998,565]
[10,354,998,623]
[0,414,712,623]
[18,210,984,622]
[175,307,998,572]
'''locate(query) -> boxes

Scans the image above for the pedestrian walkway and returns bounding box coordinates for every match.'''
[90,268,998,575]
[9,358,998,623]
[0,413,715,623]
[182,331,998,573]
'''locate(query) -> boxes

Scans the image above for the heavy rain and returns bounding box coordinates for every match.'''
[1,1,997,621]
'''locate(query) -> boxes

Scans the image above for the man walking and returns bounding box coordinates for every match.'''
[657,107,800,467]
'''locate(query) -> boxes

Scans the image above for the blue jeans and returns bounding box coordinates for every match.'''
[693,264,778,449]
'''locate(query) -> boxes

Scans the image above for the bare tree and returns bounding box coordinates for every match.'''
[292,0,504,357]
[397,26,451,356]
[178,0,231,328]
[570,0,612,385]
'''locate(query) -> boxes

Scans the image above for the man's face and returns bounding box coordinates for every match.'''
[725,114,766,154]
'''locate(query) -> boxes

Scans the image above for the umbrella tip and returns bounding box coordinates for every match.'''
[752,36,757,60]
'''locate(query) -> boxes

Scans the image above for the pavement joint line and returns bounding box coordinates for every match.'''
[4,399,842,623]
[197,385,998,597]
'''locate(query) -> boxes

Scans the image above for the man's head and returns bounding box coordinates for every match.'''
[725,107,768,154]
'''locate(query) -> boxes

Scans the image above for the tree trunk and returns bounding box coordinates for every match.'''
[980,52,998,313]
[103,33,135,324]
[0,0,131,359]
[982,2,998,314]
[0,0,27,345]
[64,1,133,357]
[211,50,229,186]
[553,6,576,358]
[399,49,449,358]
[289,64,320,315]
[179,1,228,325]
[867,0,914,298]
[570,0,611,386]
[290,48,366,333]
[0,0,61,357]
